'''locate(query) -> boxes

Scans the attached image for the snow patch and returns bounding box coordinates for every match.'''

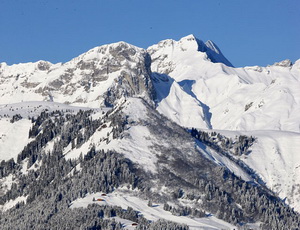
[0,119,32,161]
[0,196,28,212]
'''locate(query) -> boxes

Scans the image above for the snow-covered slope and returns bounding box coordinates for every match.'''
[248,131,300,212]
[70,189,239,230]
[205,129,300,212]
[0,119,32,161]
[0,101,100,161]
[148,34,300,132]
[146,34,300,213]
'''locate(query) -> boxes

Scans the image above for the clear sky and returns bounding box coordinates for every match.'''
[0,0,299,67]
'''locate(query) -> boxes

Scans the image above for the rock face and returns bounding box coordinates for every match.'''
[0,42,155,107]
[99,42,155,106]
[272,59,293,67]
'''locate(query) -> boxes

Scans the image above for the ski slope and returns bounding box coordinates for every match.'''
[70,190,239,230]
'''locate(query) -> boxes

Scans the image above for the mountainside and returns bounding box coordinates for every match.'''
[0,35,300,229]
[148,35,300,132]
[147,35,300,213]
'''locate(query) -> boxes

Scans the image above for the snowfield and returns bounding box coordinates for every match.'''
[0,119,32,161]
[70,190,239,230]
[149,35,300,132]
[242,130,300,211]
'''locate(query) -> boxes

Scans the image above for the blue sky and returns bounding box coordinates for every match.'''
[0,0,299,67]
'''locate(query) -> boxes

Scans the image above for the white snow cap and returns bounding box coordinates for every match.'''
[179,34,234,67]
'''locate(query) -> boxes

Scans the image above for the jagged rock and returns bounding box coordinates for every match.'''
[273,59,292,67]
[0,42,155,107]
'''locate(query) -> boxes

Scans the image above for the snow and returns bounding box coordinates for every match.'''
[1,34,300,219]
[65,98,159,173]
[204,40,234,67]
[70,190,237,230]
[196,141,253,182]
[0,101,97,118]
[243,130,300,211]
[147,36,300,211]
[0,195,28,212]
[64,122,112,160]
[20,160,29,174]
[0,101,98,162]
[205,129,300,212]
[0,119,32,161]
[0,41,148,108]
[106,217,137,230]
[153,73,209,129]
[0,174,14,193]
[112,125,157,173]
[43,137,59,154]
[149,36,300,132]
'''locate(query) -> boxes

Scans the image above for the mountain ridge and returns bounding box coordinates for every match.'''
[0,35,300,229]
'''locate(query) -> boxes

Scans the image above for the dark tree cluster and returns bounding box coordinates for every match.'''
[136,219,189,230]
[10,114,23,123]
[0,144,147,229]
[0,159,18,178]
[191,128,255,156]
[158,161,300,229]
[163,202,205,218]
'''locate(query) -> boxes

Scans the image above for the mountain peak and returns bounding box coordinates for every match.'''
[189,37,233,67]
[272,59,292,67]
[69,41,144,64]
[178,35,234,67]
[148,34,234,74]
[203,39,233,67]
[179,34,197,42]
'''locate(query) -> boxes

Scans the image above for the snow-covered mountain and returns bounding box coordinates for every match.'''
[148,35,300,132]
[0,42,154,107]
[147,35,300,213]
[0,35,300,229]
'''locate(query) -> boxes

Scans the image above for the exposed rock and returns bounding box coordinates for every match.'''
[37,61,51,71]
[0,42,155,107]
[273,59,292,67]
